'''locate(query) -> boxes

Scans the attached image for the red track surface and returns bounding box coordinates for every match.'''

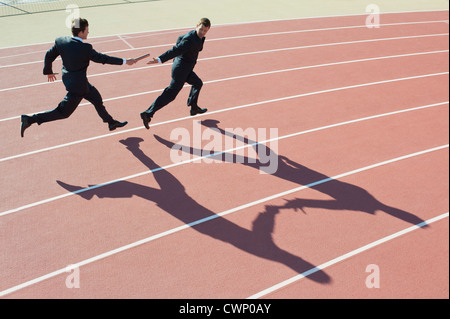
[0,11,448,299]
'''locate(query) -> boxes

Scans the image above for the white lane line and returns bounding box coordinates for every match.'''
[0,145,447,297]
[0,19,447,66]
[123,20,450,43]
[0,72,448,164]
[0,9,447,51]
[0,102,448,216]
[0,32,447,92]
[1,49,448,124]
[117,35,135,50]
[248,211,450,299]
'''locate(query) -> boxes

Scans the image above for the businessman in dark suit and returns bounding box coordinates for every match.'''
[140,18,211,129]
[21,18,138,137]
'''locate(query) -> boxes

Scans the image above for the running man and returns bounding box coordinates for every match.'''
[21,18,138,137]
[140,18,211,129]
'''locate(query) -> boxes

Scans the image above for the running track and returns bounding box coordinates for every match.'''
[0,10,448,299]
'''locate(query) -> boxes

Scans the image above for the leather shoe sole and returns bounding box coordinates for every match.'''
[140,112,152,129]
[190,107,207,116]
[20,115,32,137]
[109,120,128,131]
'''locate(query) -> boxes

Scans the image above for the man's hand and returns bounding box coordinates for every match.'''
[126,58,136,65]
[47,74,57,82]
[147,58,159,65]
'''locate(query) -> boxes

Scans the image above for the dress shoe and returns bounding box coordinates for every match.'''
[190,106,207,116]
[108,120,128,131]
[140,112,152,129]
[20,115,33,137]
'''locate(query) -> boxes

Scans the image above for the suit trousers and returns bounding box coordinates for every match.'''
[33,83,114,125]
[144,67,203,116]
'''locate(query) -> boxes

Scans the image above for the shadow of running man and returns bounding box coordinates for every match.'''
[154,119,427,227]
[57,137,331,283]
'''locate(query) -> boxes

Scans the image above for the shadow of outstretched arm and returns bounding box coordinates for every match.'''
[56,136,332,283]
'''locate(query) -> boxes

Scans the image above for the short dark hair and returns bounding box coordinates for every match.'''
[198,17,211,28]
[71,18,89,36]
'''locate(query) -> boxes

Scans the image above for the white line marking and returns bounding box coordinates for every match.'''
[248,211,450,299]
[117,35,134,50]
[1,49,448,123]
[0,32,447,92]
[0,9,447,50]
[0,145,447,297]
[0,71,447,164]
[124,20,450,43]
[1,19,447,66]
[0,102,448,216]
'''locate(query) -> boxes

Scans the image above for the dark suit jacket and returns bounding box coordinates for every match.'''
[159,30,205,71]
[43,36,123,94]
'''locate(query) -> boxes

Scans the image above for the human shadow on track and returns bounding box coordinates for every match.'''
[57,136,331,283]
[155,119,427,228]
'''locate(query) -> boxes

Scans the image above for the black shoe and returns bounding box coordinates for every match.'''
[190,106,207,116]
[20,115,33,137]
[109,120,128,131]
[140,112,152,129]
